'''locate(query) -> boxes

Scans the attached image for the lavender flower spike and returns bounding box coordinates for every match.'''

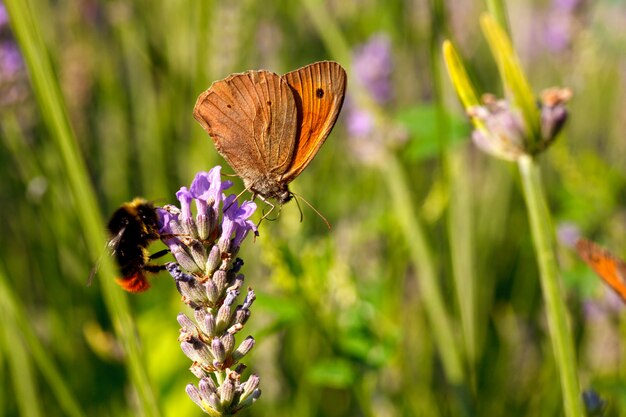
[161,168,261,415]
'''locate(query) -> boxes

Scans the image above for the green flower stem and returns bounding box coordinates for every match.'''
[299,0,351,64]
[0,268,43,417]
[0,263,84,417]
[485,0,510,35]
[383,155,464,385]
[517,155,583,417]
[5,1,160,415]
[431,2,478,377]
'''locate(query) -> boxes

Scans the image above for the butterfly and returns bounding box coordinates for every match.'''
[575,237,626,303]
[193,61,347,205]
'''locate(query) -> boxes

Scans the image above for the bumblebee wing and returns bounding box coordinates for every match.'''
[88,227,127,288]
[107,226,127,254]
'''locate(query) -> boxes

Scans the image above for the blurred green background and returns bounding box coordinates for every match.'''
[1,0,626,416]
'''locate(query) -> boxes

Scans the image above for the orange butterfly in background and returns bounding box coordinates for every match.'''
[575,237,626,303]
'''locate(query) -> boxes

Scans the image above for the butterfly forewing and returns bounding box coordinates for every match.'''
[575,238,626,302]
[193,70,298,184]
[282,61,347,181]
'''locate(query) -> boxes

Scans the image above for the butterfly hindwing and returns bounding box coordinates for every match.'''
[282,61,347,182]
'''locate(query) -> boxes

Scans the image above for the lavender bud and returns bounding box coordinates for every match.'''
[166,262,194,283]
[212,270,228,293]
[180,341,201,362]
[219,376,236,407]
[207,392,221,413]
[185,384,204,409]
[196,213,210,241]
[188,241,208,271]
[199,377,217,398]
[234,308,250,326]
[205,245,221,276]
[204,279,221,305]
[204,312,217,338]
[171,245,202,273]
[227,323,244,335]
[211,337,226,364]
[232,336,255,361]
[242,288,256,309]
[221,333,235,354]
[223,289,238,306]
[539,87,572,146]
[190,363,207,379]
[177,313,197,335]
[216,303,232,331]
[240,374,260,402]
[176,277,209,307]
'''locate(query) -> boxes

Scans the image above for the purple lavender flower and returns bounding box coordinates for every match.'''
[352,34,393,104]
[346,34,393,140]
[346,34,407,165]
[158,168,261,415]
[0,20,28,108]
[0,3,8,29]
[543,0,585,52]
[467,88,571,161]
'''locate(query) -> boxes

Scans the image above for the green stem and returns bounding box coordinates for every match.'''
[0,271,43,417]
[5,1,160,415]
[430,0,478,382]
[383,155,464,384]
[485,0,510,35]
[0,263,84,417]
[517,155,583,417]
[299,0,351,64]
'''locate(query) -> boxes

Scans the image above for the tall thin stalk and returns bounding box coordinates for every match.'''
[4,1,161,415]
[518,155,583,417]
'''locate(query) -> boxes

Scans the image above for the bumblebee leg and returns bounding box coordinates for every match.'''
[144,263,167,273]
[149,249,170,260]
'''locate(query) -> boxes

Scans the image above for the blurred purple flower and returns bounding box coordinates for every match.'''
[347,34,394,140]
[0,5,28,109]
[352,34,393,104]
[346,34,407,165]
[556,222,581,249]
[543,0,585,52]
[0,3,8,29]
[346,108,374,137]
[0,41,23,79]
[554,0,580,13]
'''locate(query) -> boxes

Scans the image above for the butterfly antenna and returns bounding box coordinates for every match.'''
[292,193,331,229]
[292,193,304,223]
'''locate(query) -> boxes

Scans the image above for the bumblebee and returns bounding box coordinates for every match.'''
[106,198,168,292]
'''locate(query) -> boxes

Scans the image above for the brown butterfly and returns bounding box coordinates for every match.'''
[575,237,626,303]
[193,61,347,205]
